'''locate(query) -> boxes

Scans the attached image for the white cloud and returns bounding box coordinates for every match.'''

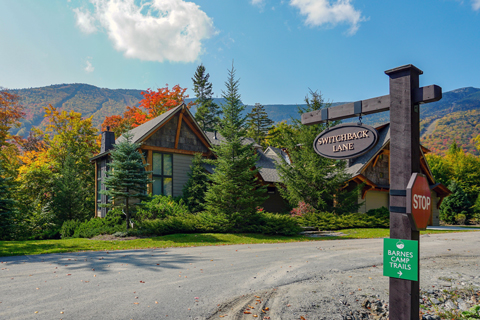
[289,0,365,35]
[73,7,98,34]
[473,0,480,10]
[85,59,95,73]
[74,0,216,63]
[251,0,265,6]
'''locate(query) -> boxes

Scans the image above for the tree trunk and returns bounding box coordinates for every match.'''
[126,195,130,230]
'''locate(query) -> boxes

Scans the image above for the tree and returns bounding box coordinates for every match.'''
[102,85,193,137]
[182,153,209,213]
[0,89,25,175]
[0,159,17,240]
[204,64,267,228]
[440,181,472,224]
[0,88,24,147]
[264,121,295,148]
[246,103,274,147]
[102,132,151,229]
[426,141,480,206]
[192,64,221,132]
[16,105,99,237]
[276,90,359,214]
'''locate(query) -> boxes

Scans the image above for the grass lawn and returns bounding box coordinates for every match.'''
[0,228,475,257]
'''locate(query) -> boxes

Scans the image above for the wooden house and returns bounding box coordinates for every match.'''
[90,103,288,217]
[344,123,451,225]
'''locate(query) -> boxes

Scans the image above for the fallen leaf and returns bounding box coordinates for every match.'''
[60,311,64,314]
[264,307,269,311]
[253,315,258,318]
[301,316,306,320]
[35,311,38,314]
[134,302,139,305]
[244,311,252,314]
[287,304,291,307]
[155,301,158,304]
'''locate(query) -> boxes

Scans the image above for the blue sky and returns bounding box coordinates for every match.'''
[1,0,479,105]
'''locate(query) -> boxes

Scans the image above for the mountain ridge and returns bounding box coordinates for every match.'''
[7,84,480,155]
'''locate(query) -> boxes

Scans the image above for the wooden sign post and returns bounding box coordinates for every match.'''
[301,64,442,320]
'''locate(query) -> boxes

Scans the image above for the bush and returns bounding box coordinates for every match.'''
[133,211,300,237]
[136,195,190,221]
[60,219,82,238]
[66,209,126,238]
[298,208,389,231]
[290,202,315,218]
[455,213,467,225]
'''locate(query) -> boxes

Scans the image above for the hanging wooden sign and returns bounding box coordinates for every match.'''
[313,123,379,159]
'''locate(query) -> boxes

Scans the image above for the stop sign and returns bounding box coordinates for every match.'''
[406,173,432,231]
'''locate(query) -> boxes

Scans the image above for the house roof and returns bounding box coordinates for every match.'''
[90,103,210,161]
[345,123,391,177]
[204,131,262,148]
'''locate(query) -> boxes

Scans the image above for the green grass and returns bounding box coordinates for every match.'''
[0,228,476,257]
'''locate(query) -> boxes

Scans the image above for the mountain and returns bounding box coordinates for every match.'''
[9,83,144,136]
[7,84,480,155]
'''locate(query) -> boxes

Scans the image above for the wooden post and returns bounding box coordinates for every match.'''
[301,64,442,320]
[385,64,422,320]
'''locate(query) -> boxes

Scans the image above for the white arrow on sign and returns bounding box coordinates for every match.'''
[397,271,403,277]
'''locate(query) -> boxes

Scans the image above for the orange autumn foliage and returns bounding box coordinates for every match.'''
[101,84,193,137]
[0,89,24,147]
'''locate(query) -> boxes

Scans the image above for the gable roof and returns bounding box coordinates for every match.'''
[115,103,208,145]
[345,123,391,177]
[204,131,262,148]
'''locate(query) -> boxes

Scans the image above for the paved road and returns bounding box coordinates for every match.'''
[1,231,479,320]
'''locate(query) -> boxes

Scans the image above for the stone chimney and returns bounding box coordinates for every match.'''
[101,126,115,153]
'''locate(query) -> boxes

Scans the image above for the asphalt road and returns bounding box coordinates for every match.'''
[1,231,479,320]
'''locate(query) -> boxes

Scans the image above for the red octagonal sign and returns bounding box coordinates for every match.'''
[406,173,432,231]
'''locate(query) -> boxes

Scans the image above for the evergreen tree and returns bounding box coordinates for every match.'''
[192,64,221,132]
[440,181,472,224]
[182,153,209,213]
[246,103,274,147]
[51,153,93,223]
[204,64,267,228]
[102,132,151,229]
[0,159,17,240]
[276,90,359,214]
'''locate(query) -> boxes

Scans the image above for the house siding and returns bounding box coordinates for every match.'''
[358,190,389,213]
[432,192,440,226]
[173,154,194,197]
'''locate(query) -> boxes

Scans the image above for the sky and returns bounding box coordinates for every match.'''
[1,0,480,105]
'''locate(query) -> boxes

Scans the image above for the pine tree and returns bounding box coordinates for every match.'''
[192,64,221,132]
[51,153,93,224]
[0,159,17,240]
[204,64,267,228]
[276,90,359,214]
[246,103,274,147]
[102,132,151,229]
[182,153,209,213]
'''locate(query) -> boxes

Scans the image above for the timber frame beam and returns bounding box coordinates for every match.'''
[301,85,442,125]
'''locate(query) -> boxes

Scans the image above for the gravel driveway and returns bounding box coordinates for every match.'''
[1,231,479,320]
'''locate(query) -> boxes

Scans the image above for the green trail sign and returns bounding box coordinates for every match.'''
[383,238,418,281]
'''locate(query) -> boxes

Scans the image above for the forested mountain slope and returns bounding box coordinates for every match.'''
[8,84,480,155]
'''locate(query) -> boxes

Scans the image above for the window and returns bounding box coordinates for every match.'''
[152,152,173,196]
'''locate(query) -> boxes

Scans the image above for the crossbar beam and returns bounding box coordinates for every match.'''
[301,85,442,125]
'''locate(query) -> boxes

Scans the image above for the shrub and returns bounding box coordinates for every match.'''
[69,209,126,238]
[455,213,467,225]
[290,202,315,218]
[298,209,389,231]
[136,195,190,221]
[60,219,81,238]
[255,212,302,236]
